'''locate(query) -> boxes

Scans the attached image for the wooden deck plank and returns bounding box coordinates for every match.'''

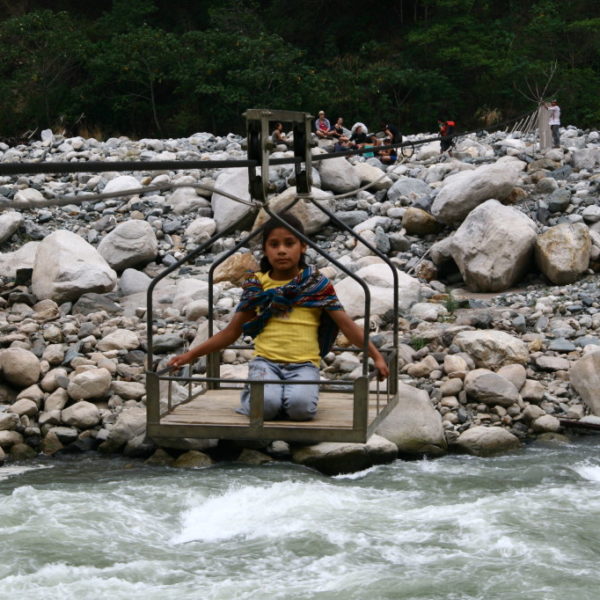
[158,389,392,430]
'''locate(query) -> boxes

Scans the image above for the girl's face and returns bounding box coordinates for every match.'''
[264,226,306,279]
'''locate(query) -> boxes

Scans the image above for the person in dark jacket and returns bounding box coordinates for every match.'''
[438,118,456,154]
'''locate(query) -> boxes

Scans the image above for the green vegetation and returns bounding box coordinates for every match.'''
[1,0,599,139]
[410,336,428,351]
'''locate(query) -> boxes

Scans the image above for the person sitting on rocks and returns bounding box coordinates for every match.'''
[330,117,349,141]
[349,124,369,148]
[168,212,389,421]
[271,122,291,148]
[314,110,332,139]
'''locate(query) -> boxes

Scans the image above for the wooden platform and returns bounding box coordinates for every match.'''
[147,387,397,443]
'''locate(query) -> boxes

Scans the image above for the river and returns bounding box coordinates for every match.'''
[1,438,599,600]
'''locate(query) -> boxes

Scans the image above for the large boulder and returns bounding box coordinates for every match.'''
[67,368,112,401]
[253,186,335,235]
[0,348,41,388]
[432,157,526,225]
[0,211,23,244]
[61,401,101,429]
[353,162,393,191]
[317,156,361,194]
[376,382,447,457]
[449,199,537,292]
[402,207,442,235]
[32,230,117,303]
[454,426,520,456]
[184,217,217,244]
[172,278,220,313]
[291,434,398,476]
[98,405,146,453]
[453,330,529,369]
[464,370,520,407]
[334,263,420,319]
[387,177,432,204]
[535,222,591,285]
[12,188,45,208]
[97,220,158,271]
[570,351,600,415]
[571,148,599,171]
[167,187,211,215]
[0,242,40,279]
[211,168,257,232]
[97,329,140,352]
[213,252,259,286]
[102,175,140,196]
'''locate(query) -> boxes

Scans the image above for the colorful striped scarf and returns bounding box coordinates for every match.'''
[236,266,343,358]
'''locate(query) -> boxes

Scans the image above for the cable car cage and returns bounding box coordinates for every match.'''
[146,109,400,444]
[0,107,545,444]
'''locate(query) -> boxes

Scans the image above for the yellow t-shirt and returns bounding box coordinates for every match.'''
[253,272,321,366]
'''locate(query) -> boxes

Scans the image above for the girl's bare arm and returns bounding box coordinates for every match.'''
[328,309,390,379]
[167,310,255,369]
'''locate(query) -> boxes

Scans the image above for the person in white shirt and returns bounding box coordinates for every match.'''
[545,99,561,148]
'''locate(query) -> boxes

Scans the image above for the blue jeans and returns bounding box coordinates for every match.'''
[238,357,319,421]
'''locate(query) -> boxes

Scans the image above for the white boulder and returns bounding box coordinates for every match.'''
[32,230,117,303]
[97,220,158,271]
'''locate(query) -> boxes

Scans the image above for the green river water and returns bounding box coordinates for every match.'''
[1,439,599,600]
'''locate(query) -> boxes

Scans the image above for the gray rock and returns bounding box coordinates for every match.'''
[32,230,117,303]
[376,382,447,456]
[119,268,152,295]
[67,368,112,401]
[454,425,520,456]
[99,405,146,453]
[97,329,140,352]
[570,351,600,415]
[97,220,158,271]
[318,156,361,194]
[0,412,20,431]
[432,157,526,225]
[450,200,537,292]
[465,371,520,407]
[61,400,101,428]
[0,348,41,388]
[291,434,398,476]
[547,188,571,212]
[7,398,38,417]
[0,211,23,244]
[211,169,256,232]
[535,223,591,285]
[387,177,432,204]
[453,330,529,369]
[0,242,40,279]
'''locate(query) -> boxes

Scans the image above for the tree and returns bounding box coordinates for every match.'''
[0,10,84,133]
[84,25,178,135]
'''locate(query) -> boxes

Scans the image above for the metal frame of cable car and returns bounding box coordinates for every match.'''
[145,108,400,443]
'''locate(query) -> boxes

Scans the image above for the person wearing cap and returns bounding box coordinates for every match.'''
[544,99,561,148]
[314,111,332,139]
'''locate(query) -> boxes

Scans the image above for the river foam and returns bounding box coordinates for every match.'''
[1,445,600,599]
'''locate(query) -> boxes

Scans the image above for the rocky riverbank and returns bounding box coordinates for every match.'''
[1,125,600,475]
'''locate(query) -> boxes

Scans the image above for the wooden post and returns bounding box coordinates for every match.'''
[537,105,552,151]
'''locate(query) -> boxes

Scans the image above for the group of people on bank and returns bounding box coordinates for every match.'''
[272,109,459,162]
[312,110,403,164]
[272,99,562,165]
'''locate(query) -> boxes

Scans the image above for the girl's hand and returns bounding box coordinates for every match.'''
[168,352,193,370]
[374,356,390,380]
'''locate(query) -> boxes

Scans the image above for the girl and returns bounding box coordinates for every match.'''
[168,212,389,421]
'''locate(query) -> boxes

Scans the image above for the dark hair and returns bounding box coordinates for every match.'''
[260,211,307,272]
